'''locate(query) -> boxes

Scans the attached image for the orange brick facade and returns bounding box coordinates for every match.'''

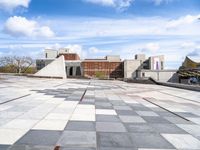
[59,53,80,60]
[82,60,124,78]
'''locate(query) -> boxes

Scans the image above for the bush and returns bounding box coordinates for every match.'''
[95,71,106,79]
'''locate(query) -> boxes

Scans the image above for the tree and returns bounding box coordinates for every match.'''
[0,56,34,74]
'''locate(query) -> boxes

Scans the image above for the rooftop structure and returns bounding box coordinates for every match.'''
[35,48,175,82]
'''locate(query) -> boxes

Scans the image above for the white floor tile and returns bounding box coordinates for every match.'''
[162,134,200,149]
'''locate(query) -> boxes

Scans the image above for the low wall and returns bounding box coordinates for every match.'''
[158,81,200,92]
[137,69,178,82]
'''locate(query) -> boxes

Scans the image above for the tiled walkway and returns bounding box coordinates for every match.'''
[0,76,200,150]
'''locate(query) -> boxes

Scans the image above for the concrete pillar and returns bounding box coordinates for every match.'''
[73,66,76,76]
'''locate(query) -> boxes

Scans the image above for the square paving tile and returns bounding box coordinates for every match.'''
[32,119,68,131]
[9,145,54,150]
[0,128,28,145]
[136,111,159,117]
[0,145,10,150]
[113,106,132,110]
[2,119,38,130]
[96,109,117,115]
[116,110,138,115]
[64,121,95,131]
[164,117,192,124]
[130,133,175,149]
[96,115,120,122]
[143,116,172,124]
[162,134,200,149]
[57,131,96,148]
[150,123,186,134]
[119,115,146,123]
[16,130,62,146]
[125,123,155,133]
[176,124,200,137]
[96,122,127,132]
[97,132,135,148]
[70,114,95,121]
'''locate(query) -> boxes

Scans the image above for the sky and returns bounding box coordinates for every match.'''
[0,0,200,69]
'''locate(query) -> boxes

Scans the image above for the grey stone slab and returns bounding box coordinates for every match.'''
[99,148,136,150]
[97,132,135,148]
[113,106,132,110]
[119,115,146,123]
[57,131,96,148]
[150,123,187,134]
[110,101,127,106]
[116,110,138,115]
[8,145,54,150]
[130,133,175,149]
[156,111,176,117]
[164,117,192,124]
[131,106,151,111]
[96,122,127,132]
[64,121,95,131]
[143,116,172,124]
[0,145,10,150]
[61,148,95,150]
[16,130,62,146]
[125,123,155,133]
[96,115,120,122]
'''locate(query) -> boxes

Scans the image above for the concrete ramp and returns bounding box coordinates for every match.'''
[34,55,66,79]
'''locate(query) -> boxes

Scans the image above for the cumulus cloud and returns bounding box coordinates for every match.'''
[141,43,160,53]
[152,0,174,5]
[166,14,200,29]
[187,49,200,57]
[89,47,112,54]
[3,16,55,38]
[83,0,134,10]
[0,0,31,12]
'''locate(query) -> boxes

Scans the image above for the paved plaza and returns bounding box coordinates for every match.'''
[0,76,200,150]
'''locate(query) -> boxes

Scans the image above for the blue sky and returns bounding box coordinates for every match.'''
[0,0,200,69]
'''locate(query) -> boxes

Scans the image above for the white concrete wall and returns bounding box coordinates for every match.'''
[138,70,178,82]
[34,56,66,79]
[106,55,121,62]
[44,49,58,58]
[124,60,141,79]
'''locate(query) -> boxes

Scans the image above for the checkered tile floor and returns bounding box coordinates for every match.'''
[0,76,200,150]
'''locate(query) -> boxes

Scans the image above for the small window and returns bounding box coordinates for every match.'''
[142,72,145,77]
[45,53,48,58]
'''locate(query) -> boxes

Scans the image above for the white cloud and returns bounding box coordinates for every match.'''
[152,0,174,5]
[166,15,200,29]
[142,43,160,52]
[4,16,55,38]
[0,0,31,12]
[83,0,134,10]
[89,47,112,54]
[65,44,87,58]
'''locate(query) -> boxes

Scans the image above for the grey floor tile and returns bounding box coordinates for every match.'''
[64,121,95,131]
[130,133,175,149]
[125,123,155,133]
[150,123,187,134]
[116,110,138,115]
[96,115,120,122]
[16,130,62,146]
[57,131,96,148]
[96,122,127,132]
[164,117,192,124]
[8,145,54,150]
[119,115,146,123]
[61,147,95,150]
[0,145,10,150]
[143,116,172,124]
[97,132,135,148]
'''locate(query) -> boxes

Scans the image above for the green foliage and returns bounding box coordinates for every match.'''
[95,71,106,79]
